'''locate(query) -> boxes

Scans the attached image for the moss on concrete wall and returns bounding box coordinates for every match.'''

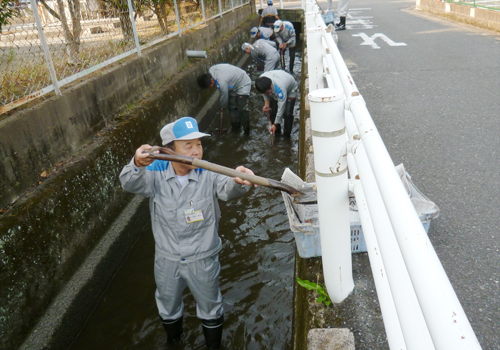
[0,6,258,349]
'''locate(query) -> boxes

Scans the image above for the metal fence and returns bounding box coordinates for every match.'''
[0,0,250,114]
[440,0,500,10]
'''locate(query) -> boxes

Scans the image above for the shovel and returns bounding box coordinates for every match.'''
[280,48,286,71]
[214,108,227,135]
[264,110,274,147]
[146,147,317,204]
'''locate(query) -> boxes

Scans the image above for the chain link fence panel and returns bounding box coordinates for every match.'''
[0,0,251,114]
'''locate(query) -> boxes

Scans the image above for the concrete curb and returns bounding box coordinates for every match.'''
[416,0,500,32]
[308,328,355,350]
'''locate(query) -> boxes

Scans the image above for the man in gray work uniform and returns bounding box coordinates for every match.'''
[326,0,350,30]
[273,20,296,74]
[119,117,256,349]
[197,64,252,135]
[259,0,279,28]
[250,26,276,43]
[255,70,298,137]
[241,40,280,72]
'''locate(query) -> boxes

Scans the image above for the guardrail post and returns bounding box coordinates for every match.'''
[308,88,354,302]
[30,0,61,95]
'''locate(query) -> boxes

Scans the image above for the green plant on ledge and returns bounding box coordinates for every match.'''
[296,277,331,306]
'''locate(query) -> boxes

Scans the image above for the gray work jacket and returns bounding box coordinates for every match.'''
[209,64,251,108]
[257,26,275,42]
[120,158,249,261]
[260,70,298,124]
[250,40,280,72]
[261,6,278,17]
[276,21,296,47]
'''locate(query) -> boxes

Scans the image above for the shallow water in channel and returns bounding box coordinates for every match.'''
[68,50,302,350]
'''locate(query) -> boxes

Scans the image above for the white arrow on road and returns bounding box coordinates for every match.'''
[352,33,407,49]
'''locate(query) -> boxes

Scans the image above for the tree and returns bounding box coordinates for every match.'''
[56,0,82,64]
[102,0,134,41]
[0,1,18,33]
[151,0,171,34]
[33,0,81,64]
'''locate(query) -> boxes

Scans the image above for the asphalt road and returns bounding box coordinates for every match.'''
[320,0,500,348]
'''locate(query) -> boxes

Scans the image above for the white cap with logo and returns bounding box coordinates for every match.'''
[160,117,210,145]
[274,20,283,32]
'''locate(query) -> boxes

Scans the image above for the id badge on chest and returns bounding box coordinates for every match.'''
[184,208,204,224]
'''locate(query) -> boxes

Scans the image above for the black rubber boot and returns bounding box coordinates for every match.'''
[335,16,346,31]
[231,122,241,132]
[274,123,282,135]
[161,316,183,344]
[201,315,224,349]
[289,46,296,74]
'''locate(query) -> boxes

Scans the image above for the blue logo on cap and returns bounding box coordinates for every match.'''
[173,117,199,138]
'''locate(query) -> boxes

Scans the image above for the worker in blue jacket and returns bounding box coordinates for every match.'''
[120,117,256,349]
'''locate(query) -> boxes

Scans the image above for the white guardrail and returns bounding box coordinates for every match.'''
[302,1,482,349]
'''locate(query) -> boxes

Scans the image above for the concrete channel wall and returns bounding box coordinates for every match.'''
[416,0,500,32]
[0,5,259,349]
[0,6,257,210]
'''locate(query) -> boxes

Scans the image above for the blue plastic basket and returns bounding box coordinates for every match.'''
[282,167,439,258]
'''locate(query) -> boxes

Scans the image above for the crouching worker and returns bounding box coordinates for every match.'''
[197,64,252,135]
[119,117,256,349]
[255,70,298,137]
[242,40,280,72]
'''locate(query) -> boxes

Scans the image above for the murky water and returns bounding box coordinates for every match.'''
[68,51,302,349]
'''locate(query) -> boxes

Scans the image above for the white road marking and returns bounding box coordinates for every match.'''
[352,33,408,49]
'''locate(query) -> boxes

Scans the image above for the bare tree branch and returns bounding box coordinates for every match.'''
[39,0,61,20]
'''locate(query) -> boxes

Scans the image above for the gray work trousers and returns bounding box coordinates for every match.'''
[154,253,223,321]
[327,0,350,16]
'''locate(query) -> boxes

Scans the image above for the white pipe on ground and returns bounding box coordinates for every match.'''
[186,50,208,58]
[308,88,354,302]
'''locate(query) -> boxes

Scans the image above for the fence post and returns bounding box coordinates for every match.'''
[201,0,207,24]
[127,0,142,56]
[231,0,234,12]
[308,88,354,303]
[30,0,61,95]
[218,0,223,17]
[173,0,183,36]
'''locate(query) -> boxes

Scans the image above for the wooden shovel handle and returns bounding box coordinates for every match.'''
[146,147,303,195]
